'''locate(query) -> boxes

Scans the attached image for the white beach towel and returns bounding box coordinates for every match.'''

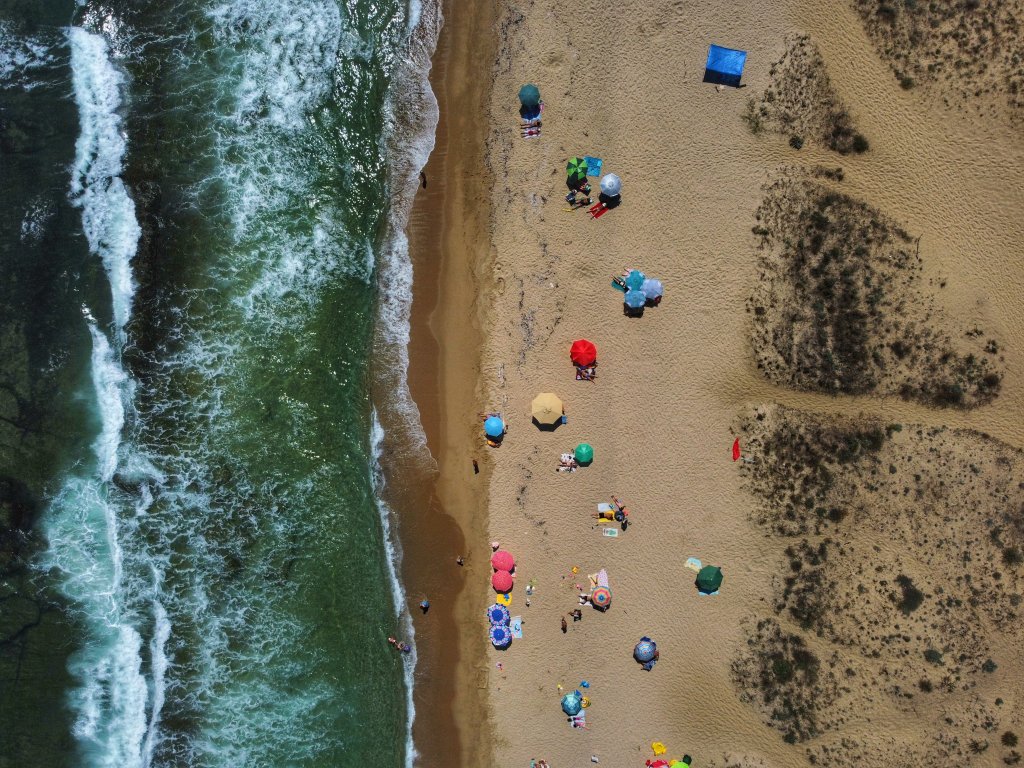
[510,616,523,639]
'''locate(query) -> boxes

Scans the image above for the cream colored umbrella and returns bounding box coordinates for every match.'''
[531,392,563,426]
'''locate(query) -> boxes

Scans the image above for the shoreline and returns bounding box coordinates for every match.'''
[398,0,498,764]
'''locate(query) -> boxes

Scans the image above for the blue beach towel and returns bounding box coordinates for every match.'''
[510,616,523,639]
[584,156,602,177]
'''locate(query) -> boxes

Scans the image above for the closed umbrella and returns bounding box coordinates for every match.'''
[642,278,663,300]
[489,624,512,648]
[570,339,597,367]
[490,550,515,571]
[484,416,505,439]
[518,83,540,108]
[625,270,646,291]
[561,691,583,716]
[696,565,723,594]
[599,173,621,197]
[566,157,588,186]
[492,570,514,592]
[575,443,594,464]
[634,638,657,663]
[487,603,511,625]
[531,392,563,425]
[624,290,646,309]
[590,585,612,609]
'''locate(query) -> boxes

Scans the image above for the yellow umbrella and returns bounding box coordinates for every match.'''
[531,392,563,425]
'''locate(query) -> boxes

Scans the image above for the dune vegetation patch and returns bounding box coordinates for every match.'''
[744,35,869,154]
[733,405,1024,763]
[853,0,1024,122]
[748,175,1003,407]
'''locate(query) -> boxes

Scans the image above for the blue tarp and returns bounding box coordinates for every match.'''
[704,44,747,87]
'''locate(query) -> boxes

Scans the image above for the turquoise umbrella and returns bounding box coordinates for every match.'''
[575,443,594,464]
[561,690,583,715]
[625,270,646,291]
[519,84,541,108]
[624,290,646,309]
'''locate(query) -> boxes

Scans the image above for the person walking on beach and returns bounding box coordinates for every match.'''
[561,616,568,634]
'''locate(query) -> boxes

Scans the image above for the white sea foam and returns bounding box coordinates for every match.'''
[0,22,55,89]
[370,412,419,766]
[68,27,140,338]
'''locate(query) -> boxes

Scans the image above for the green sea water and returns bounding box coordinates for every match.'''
[0,0,439,764]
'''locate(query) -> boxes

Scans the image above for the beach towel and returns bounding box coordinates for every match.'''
[597,568,609,588]
[685,557,702,572]
[602,528,619,537]
[597,503,614,513]
[511,616,523,639]
[584,156,602,177]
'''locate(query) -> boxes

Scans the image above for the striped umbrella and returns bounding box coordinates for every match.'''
[634,638,657,662]
[489,623,512,648]
[487,603,510,625]
[590,586,612,609]
[566,157,587,185]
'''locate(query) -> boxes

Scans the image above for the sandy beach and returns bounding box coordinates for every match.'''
[404,0,1024,765]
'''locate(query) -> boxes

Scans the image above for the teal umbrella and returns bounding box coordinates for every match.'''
[566,157,587,185]
[561,690,583,716]
[696,565,723,594]
[625,270,646,291]
[519,83,541,109]
[575,443,594,465]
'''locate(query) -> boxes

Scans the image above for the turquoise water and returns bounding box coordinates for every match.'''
[0,0,439,765]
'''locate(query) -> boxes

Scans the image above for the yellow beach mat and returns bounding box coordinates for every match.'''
[652,742,667,755]
[495,592,511,606]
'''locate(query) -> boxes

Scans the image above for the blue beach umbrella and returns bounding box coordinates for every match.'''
[490,624,512,648]
[625,270,646,291]
[487,603,511,625]
[624,290,646,309]
[484,416,504,439]
[642,278,664,300]
[561,690,583,716]
[634,638,657,663]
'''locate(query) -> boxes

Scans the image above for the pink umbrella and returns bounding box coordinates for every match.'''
[492,570,514,592]
[491,550,515,571]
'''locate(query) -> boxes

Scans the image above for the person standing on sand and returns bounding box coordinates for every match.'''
[561,616,568,633]
[419,598,430,614]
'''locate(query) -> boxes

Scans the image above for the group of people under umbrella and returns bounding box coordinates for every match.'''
[615,268,664,317]
[565,156,621,219]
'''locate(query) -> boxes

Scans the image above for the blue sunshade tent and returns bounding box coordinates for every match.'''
[704,45,747,88]
[484,416,505,439]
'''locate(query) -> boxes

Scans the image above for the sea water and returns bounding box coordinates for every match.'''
[0,0,439,765]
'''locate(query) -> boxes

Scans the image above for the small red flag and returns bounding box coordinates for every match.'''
[732,437,741,461]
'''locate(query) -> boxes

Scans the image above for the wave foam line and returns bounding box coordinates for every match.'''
[68,26,140,338]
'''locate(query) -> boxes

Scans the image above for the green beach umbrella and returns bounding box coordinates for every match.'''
[696,565,723,594]
[566,157,588,185]
[519,83,541,109]
[575,443,594,465]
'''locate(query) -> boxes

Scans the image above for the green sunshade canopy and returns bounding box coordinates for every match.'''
[696,565,723,594]
[575,443,594,464]
[519,83,541,108]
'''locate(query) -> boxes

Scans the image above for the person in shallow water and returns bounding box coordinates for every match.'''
[388,637,412,653]
[419,598,430,614]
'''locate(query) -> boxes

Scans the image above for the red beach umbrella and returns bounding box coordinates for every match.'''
[492,570,514,592]
[491,550,515,571]
[570,339,598,367]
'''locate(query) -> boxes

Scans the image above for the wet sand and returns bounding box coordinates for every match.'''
[396,0,497,765]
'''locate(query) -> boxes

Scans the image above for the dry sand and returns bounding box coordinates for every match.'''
[404,0,1024,765]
